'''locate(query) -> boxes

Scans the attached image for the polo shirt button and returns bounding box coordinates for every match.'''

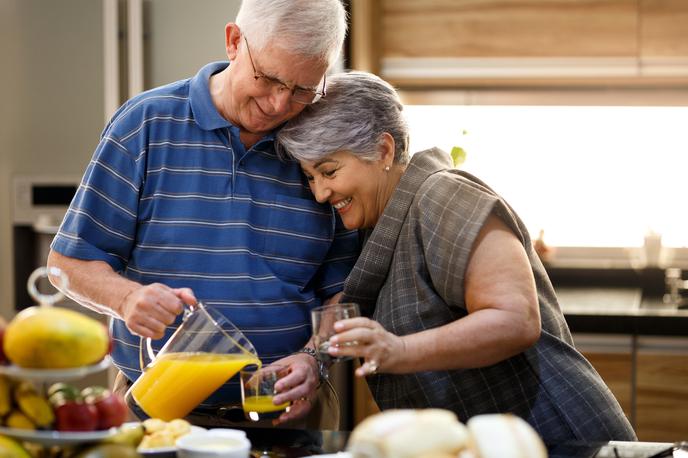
[239,160,245,166]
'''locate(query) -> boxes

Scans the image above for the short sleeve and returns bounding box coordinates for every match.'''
[51,115,144,272]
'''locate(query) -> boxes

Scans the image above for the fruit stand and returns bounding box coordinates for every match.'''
[0,268,133,457]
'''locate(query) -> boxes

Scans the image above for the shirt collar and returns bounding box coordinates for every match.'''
[190,61,278,148]
[189,61,232,131]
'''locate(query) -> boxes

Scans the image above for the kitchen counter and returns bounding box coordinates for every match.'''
[556,287,688,336]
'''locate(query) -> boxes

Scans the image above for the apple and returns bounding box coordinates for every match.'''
[82,386,128,429]
[54,401,98,431]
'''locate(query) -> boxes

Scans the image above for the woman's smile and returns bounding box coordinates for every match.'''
[332,197,352,213]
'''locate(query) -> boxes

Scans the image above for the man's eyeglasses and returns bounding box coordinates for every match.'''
[243,36,326,105]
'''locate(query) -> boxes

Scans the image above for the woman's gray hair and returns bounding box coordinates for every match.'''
[236,0,347,68]
[276,71,410,165]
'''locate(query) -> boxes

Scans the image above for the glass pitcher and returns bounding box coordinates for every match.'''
[125,302,260,420]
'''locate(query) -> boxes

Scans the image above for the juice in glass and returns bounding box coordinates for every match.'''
[240,365,290,421]
[131,351,260,420]
[243,395,290,415]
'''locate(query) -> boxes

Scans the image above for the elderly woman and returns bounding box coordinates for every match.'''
[276,72,636,443]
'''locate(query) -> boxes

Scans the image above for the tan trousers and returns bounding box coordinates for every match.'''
[112,370,340,430]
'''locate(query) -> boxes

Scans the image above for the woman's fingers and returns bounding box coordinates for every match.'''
[333,316,376,332]
[356,359,379,378]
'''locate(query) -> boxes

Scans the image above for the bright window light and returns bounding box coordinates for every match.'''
[404,106,688,248]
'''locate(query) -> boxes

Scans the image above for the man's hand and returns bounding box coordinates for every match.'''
[271,352,320,425]
[118,283,197,339]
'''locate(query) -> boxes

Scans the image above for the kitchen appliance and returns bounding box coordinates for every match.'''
[12,176,80,311]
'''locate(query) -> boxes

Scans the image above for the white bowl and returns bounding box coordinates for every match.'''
[176,431,251,458]
[206,428,247,438]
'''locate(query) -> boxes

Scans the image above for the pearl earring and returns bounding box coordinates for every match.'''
[384,165,390,172]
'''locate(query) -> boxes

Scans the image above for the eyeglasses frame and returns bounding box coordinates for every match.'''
[243,35,326,105]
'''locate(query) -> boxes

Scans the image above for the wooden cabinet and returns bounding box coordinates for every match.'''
[381,0,637,59]
[576,334,688,442]
[350,0,688,87]
[640,0,688,58]
[635,337,688,442]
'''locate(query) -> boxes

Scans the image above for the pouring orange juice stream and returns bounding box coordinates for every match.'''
[132,352,261,420]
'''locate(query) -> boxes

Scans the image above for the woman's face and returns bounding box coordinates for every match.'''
[300,151,390,230]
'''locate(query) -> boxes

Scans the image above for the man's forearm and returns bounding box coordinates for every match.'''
[46,250,140,319]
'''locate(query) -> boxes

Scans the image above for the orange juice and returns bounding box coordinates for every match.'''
[131,352,260,420]
[243,395,290,414]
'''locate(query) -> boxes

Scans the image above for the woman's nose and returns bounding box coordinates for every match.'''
[311,181,331,203]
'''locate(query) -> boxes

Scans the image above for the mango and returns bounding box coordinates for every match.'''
[0,435,31,458]
[4,306,109,369]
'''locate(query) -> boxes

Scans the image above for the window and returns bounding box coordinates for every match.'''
[404,105,688,266]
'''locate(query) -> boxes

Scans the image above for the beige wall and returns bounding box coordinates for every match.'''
[145,0,239,88]
[1,0,103,318]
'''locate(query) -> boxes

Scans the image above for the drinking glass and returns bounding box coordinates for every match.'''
[311,303,360,364]
[240,365,290,421]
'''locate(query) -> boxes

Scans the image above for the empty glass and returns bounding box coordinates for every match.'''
[311,303,360,364]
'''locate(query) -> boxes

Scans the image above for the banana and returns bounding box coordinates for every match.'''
[5,410,36,430]
[0,375,11,416]
[14,381,54,428]
[103,423,144,447]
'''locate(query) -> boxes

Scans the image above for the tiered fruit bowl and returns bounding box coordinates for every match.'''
[0,267,127,449]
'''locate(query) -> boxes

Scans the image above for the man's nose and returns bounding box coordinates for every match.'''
[266,87,292,114]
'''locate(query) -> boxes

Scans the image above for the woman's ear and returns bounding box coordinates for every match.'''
[379,132,396,168]
[225,23,242,60]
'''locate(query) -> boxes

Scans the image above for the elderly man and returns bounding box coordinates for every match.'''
[47,0,356,427]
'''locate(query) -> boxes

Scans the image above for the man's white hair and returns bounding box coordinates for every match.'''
[235,0,347,68]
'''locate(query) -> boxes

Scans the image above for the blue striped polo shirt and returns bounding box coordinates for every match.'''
[51,62,359,409]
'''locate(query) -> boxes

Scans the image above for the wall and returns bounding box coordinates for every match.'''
[145,0,240,88]
[0,0,104,318]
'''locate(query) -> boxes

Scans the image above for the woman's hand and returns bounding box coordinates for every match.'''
[270,352,320,425]
[329,317,406,377]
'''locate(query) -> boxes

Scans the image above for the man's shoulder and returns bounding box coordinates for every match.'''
[106,78,193,136]
[123,78,192,116]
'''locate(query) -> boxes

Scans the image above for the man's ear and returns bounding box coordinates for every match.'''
[379,132,397,167]
[225,23,242,61]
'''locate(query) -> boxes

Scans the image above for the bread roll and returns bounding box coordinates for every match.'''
[348,409,470,458]
[347,410,547,458]
[467,414,547,458]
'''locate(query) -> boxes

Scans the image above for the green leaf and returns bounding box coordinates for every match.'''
[451,146,466,167]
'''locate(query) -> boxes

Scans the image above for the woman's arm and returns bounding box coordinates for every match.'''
[328,213,541,375]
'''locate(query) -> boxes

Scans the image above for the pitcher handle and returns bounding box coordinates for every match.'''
[28,266,67,307]
[138,302,197,372]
